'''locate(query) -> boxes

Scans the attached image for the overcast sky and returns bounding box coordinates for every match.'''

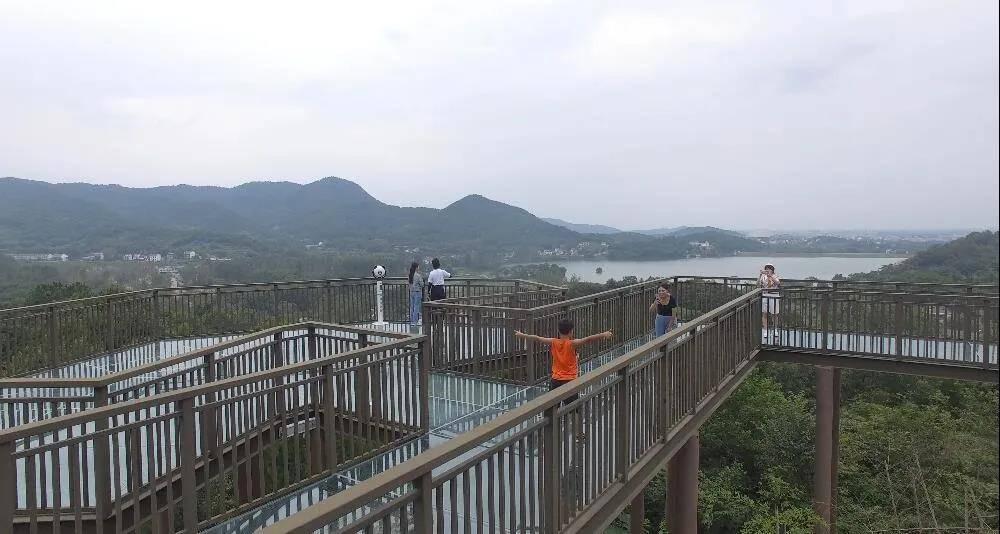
[1,1,997,230]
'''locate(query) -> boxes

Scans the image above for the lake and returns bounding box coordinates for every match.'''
[557,255,906,283]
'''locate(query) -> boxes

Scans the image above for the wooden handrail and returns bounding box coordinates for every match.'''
[0,331,424,443]
[259,290,764,533]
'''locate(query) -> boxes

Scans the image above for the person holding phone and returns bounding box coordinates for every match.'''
[758,264,780,333]
[649,282,678,336]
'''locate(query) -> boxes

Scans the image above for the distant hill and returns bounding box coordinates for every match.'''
[848,231,999,283]
[0,177,580,256]
[541,217,622,235]
[633,226,745,238]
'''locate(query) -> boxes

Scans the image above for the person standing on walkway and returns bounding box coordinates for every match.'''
[514,320,612,441]
[408,261,424,326]
[649,282,678,336]
[427,258,451,301]
[758,263,781,333]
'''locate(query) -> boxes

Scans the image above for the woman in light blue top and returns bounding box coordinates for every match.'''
[408,261,424,326]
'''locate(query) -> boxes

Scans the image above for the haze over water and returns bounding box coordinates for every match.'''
[559,256,905,283]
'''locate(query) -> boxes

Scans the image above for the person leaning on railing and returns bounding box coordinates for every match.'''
[649,282,678,336]
[427,257,451,301]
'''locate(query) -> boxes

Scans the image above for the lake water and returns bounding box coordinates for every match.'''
[558,256,906,283]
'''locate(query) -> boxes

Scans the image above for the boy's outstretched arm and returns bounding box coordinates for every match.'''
[572,330,613,347]
[514,330,555,345]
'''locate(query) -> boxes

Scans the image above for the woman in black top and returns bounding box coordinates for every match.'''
[649,283,678,336]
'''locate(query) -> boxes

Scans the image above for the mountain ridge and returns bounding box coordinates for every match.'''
[0,176,579,254]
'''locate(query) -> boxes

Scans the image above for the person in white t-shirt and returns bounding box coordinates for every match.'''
[758,263,781,334]
[427,258,451,301]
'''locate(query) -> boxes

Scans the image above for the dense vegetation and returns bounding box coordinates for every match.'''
[845,230,999,283]
[602,231,999,533]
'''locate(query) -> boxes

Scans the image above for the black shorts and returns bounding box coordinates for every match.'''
[429,285,446,301]
[550,378,579,405]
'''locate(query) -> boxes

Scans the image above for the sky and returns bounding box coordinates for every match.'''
[1,1,997,231]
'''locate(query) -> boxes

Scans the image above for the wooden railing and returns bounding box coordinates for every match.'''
[259,291,764,533]
[425,279,664,385]
[0,277,557,377]
[257,280,1000,534]
[0,325,429,534]
[763,287,998,366]
[0,323,412,429]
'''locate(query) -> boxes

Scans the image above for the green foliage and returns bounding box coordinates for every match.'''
[848,231,999,283]
[23,281,93,305]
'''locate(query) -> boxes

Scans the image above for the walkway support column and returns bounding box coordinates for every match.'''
[629,490,645,533]
[813,367,840,533]
[666,434,699,534]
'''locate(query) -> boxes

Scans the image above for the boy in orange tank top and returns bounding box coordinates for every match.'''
[514,318,613,404]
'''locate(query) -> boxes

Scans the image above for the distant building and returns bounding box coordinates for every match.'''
[82,252,105,261]
[185,250,198,260]
[7,253,69,262]
[123,253,163,262]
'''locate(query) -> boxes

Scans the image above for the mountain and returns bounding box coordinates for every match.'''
[633,226,745,238]
[541,217,622,235]
[848,231,999,283]
[0,177,580,256]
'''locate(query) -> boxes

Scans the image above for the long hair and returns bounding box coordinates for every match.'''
[408,261,419,284]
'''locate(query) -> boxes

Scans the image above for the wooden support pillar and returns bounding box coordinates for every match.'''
[831,368,841,533]
[666,433,699,534]
[629,490,646,534]
[813,366,840,533]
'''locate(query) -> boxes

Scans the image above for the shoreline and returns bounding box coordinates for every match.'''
[734,252,911,259]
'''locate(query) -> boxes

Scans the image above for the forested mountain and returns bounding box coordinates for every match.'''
[541,217,622,234]
[0,177,580,254]
[633,226,746,238]
[849,231,999,283]
[1,177,762,262]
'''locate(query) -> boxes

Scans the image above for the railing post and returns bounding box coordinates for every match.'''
[412,471,434,533]
[272,283,280,323]
[419,337,431,431]
[202,350,219,459]
[0,439,14,532]
[357,333,371,422]
[525,313,537,384]
[179,397,199,533]
[894,295,905,357]
[983,299,995,369]
[821,291,830,351]
[273,330,287,416]
[105,297,115,352]
[325,281,334,323]
[615,292,625,342]
[47,304,57,368]
[962,293,974,362]
[659,333,672,440]
[321,363,338,470]
[472,309,483,375]
[93,384,112,521]
[151,289,162,341]
[542,405,561,533]
[615,368,630,483]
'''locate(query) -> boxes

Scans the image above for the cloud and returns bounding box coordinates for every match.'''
[0,0,996,229]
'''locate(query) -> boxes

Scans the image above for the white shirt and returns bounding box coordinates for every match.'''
[758,273,780,294]
[427,268,451,286]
